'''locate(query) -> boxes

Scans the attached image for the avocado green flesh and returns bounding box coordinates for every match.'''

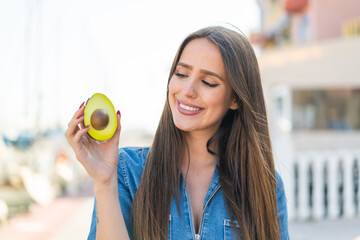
[83,93,117,141]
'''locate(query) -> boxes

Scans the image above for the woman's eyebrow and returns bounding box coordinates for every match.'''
[177,62,193,69]
[201,69,224,82]
[177,61,224,81]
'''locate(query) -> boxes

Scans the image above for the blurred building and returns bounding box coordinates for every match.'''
[251,0,360,221]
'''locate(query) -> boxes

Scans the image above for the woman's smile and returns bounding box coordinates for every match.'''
[177,99,204,116]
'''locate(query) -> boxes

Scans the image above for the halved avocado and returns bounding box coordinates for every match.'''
[83,93,117,141]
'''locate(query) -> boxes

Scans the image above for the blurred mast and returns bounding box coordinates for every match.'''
[24,0,43,135]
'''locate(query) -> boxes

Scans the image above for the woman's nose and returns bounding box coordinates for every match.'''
[182,79,197,98]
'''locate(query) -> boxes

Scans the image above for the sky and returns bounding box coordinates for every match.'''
[0,0,260,138]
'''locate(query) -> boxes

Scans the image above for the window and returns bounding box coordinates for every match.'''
[292,89,360,131]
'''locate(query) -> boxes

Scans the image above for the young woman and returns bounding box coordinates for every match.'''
[66,26,289,240]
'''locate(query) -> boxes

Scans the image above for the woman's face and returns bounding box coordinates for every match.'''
[168,38,237,136]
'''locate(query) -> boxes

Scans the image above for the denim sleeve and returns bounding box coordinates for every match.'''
[276,171,290,240]
[87,148,134,240]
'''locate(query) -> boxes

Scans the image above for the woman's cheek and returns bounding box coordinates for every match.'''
[168,78,177,106]
[168,78,180,98]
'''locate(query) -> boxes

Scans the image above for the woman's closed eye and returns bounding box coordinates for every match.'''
[175,72,188,78]
[201,80,219,88]
[175,71,219,88]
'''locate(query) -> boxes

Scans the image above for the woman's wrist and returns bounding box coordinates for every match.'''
[93,174,118,194]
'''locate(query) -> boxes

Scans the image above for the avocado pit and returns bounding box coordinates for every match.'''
[91,109,109,130]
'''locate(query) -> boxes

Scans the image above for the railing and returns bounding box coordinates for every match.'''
[293,149,360,220]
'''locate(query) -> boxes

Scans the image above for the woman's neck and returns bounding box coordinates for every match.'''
[182,131,218,171]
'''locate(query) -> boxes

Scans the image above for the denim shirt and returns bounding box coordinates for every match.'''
[88,147,289,240]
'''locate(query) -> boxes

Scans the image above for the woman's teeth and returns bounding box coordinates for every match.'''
[180,103,200,111]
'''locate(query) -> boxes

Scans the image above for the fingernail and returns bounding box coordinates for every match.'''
[85,125,89,129]
[86,98,90,104]
[77,113,84,119]
[117,110,121,119]
[79,101,85,109]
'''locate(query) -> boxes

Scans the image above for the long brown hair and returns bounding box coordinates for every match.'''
[132,26,280,240]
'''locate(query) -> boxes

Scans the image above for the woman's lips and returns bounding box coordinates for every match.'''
[176,99,204,116]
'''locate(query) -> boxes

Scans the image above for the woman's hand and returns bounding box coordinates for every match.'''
[65,101,121,186]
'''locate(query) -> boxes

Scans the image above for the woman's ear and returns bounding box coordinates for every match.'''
[229,98,238,110]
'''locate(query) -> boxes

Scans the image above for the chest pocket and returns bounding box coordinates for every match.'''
[224,219,241,240]
[168,214,172,240]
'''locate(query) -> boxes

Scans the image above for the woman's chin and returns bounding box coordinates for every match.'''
[174,124,194,132]
[172,119,196,132]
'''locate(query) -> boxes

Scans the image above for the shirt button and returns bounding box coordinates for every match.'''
[195,234,201,240]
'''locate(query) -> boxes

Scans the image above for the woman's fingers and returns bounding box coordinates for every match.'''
[80,116,85,128]
[65,105,88,151]
[69,102,85,124]
[66,106,85,136]
[109,110,121,144]
[73,125,89,144]
[115,110,121,135]
[73,104,85,121]
[67,115,89,159]
[66,114,84,139]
